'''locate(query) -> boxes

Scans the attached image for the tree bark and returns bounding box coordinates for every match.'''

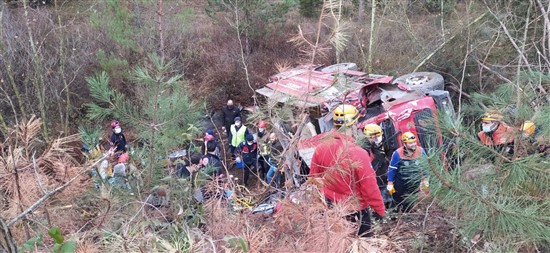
[0,217,17,253]
[22,0,49,139]
[367,0,376,72]
[358,0,365,24]
[157,0,165,60]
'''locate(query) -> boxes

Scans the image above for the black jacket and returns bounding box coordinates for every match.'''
[110,133,127,152]
[222,105,241,127]
[362,141,389,187]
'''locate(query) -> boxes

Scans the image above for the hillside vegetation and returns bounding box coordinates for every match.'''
[0,0,549,252]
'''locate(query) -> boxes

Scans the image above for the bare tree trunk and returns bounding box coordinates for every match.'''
[367,0,376,72]
[157,0,165,60]
[513,0,532,160]
[535,0,550,61]
[358,0,365,24]
[22,0,49,139]
[0,217,17,253]
[54,0,71,134]
[0,6,27,124]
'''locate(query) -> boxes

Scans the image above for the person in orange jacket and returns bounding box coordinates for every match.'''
[477,111,515,155]
[310,130,385,237]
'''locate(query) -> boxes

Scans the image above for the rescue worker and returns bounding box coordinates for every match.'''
[109,120,126,153]
[387,132,428,212]
[201,130,220,156]
[257,120,269,180]
[477,111,515,155]
[236,134,258,187]
[200,140,224,178]
[520,120,549,156]
[222,100,242,144]
[362,124,391,206]
[310,130,385,237]
[332,104,361,138]
[109,120,129,163]
[230,116,249,156]
[257,120,268,139]
[266,133,284,187]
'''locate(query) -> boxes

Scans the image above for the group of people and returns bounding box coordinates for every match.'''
[102,99,548,238]
[177,100,286,189]
[478,110,548,156]
[310,105,548,237]
[310,104,429,237]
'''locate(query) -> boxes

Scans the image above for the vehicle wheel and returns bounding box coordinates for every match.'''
[393,72,444,93]
[319,63,358,73]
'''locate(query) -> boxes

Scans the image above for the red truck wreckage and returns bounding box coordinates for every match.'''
[255,63,455,176]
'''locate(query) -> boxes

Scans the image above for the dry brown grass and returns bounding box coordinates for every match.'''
[201,182,398,253]
[0,117,87,244]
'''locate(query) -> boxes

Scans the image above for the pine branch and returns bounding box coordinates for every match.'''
[86,71,113,103]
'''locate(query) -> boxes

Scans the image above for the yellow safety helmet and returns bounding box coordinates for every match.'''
[363,124,383,137]
[481,111,503,122]
[521,120,536,136]
[401,131,417,143]
[333,104,359,127]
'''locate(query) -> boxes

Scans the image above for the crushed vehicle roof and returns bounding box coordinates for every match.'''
[256,65,393,108]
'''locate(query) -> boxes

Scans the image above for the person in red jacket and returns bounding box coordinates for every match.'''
[310,130,385,237]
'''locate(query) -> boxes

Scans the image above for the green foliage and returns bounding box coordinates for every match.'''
[205,0,296,39]
[428,72,550,250]
[224,236,248,252]
[48,227,76,253]
[19,228,76,253]
[467,71,550,125]
[90,0,139,51]
[48,227,65,244]
[78,126,101,149]
[172,8,194,32]
[20,233,43,253]
[299,0,323,18]
[86,54,202,189]
[96,49,130,78]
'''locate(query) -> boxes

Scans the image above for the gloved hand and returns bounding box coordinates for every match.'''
[421,179,429,191]
[386,184,395,195]
[235,157,242,163]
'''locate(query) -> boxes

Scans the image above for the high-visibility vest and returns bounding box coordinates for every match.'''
[231,125,247,147]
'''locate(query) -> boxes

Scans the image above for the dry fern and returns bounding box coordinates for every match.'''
[200,184,386,253]
[0,117,84,244]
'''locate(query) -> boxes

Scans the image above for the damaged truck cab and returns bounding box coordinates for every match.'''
[256,63,455,183]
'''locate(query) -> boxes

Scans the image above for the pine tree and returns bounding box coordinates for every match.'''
[426,71,550,251]
[85,54,202,189]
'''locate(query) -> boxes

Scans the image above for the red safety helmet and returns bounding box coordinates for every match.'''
[111,120,121,128]
[258,120,267,128]
[204,134,214,141]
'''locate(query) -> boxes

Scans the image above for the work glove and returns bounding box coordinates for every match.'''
[386,184,395,195]
[421,179,429,191]
[235,157,242,163]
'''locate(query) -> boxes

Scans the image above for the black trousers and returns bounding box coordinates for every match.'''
[346,208,373,237]
[258,156,269,180]
[327,198,373,237]
[225,124,232,146]
[243,162,256,186]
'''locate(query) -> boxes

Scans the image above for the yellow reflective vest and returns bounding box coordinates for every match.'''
[231,125,247,147]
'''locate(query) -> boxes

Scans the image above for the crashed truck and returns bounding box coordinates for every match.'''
[255,63,455,185]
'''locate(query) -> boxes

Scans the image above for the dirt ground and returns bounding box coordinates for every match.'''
[375,201,462,252]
